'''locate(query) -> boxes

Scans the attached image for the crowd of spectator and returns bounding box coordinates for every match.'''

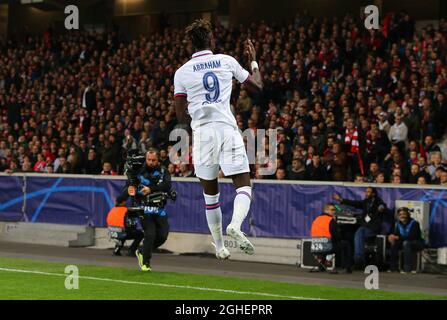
[1,11,447,185]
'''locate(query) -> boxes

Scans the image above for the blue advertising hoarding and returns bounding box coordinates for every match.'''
[0,174,446,247]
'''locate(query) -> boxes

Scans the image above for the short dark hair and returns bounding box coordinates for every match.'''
[185,19,212,50]
[146,148,159,157]
[366,186,377,196]
[397,207,410,217]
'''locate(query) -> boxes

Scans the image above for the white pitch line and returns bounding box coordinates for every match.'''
[0,267,324,300]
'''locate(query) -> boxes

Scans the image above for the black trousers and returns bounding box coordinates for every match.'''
[390,240,424,272]
[141,214,169,265]
[334,240,354,269]
[113,227,144,255]
[125,228,144,252]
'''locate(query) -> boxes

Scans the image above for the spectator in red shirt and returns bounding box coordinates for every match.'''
[33,154,46,172]
[101,162,117,176]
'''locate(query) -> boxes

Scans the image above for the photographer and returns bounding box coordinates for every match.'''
[311,204,353,274]
[106,197,144,257]
[125,148,173,272]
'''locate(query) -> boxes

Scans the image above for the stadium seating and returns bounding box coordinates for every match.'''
[0,12,446,184]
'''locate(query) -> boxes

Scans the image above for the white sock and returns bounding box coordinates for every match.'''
[229,186,252,230]
[204,193,224,251]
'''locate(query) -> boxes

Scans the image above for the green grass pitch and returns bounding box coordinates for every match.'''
[0,257,445,300]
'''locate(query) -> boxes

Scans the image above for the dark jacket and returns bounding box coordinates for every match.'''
[136,164,171,194]
[341,196,387,234]
[85,157,102,174]
[83,87,96,113]
[391,218,423,242]
[120,164,172,216]
[287,167,308,180]
[306,163,328,181]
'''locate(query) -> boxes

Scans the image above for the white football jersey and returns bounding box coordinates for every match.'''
[174,50,250,131]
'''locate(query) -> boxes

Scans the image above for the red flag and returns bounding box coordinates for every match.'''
[357,150,365,176]
[419,143,426,159]
[382,13,392,38]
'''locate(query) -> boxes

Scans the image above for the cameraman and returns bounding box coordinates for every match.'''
[126,148,172,272]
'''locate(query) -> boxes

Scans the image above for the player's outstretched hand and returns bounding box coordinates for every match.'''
[245,39,256,62]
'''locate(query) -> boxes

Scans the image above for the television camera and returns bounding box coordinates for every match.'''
[123,150,177,217]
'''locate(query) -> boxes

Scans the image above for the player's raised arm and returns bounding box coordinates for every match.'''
[243,39,263,92]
